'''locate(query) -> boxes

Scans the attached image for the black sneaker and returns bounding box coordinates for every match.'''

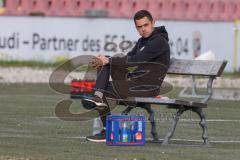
[86,129,106,142]
[83,95,108,107]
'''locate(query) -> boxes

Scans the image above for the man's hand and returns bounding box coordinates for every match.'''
[89,55,109,69]
[90,56,102,69]
[98,54,109,65]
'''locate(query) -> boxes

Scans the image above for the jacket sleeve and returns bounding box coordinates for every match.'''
[127,36,169,62]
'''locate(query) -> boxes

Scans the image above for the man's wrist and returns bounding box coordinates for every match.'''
[106,57,110,64]
[103,57,109,65]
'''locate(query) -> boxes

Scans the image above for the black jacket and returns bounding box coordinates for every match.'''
[110,26,170,98]
[126,26,170,67]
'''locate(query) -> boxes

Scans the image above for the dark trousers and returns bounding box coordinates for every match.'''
[95,65,115,128]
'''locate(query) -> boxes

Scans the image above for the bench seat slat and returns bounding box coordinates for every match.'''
[119,97,207,108]
[167,59,227,77]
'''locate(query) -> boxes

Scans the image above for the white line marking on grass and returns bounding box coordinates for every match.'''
[0,94,62,97]
[40,116,59,119]
[3,134,239,144]
[40,117,240,123]
[65,136,240,144]
[169,139,240,143]
[180,119,240,122]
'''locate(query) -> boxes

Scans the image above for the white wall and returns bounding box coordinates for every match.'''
[0,16,237,71]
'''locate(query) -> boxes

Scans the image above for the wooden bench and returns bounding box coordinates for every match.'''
[114,58,227,145]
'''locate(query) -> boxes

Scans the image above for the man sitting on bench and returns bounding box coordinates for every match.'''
[83,10,170,142]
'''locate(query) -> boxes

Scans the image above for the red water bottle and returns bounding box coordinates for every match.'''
[135,121,143,142]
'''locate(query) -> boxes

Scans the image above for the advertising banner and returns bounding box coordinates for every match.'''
[0,16,236,71]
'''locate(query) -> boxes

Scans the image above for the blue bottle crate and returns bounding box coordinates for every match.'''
[106,114,146,146]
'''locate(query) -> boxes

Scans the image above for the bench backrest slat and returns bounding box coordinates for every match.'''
[167,58,227,77]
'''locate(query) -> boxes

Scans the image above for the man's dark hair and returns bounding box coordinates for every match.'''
[134,10,153,23]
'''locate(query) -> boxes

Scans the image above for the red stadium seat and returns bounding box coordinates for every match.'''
[196,0,211,21]
[131,0,148,15]
[117,0,134,18]
[229,0,238,21]
[208,0,222,21]
[171,0,187,20]
[57,0,88,17]
[159,0,173,20]
[236,0,240,20]
[147,0,165,20]
[85,0,109,17]
[45,0,62,16]
[20,0,35,15]
[184,0,199,20]
[220,0,238,21]
[4,0,20,15]
[4,0,34,16]
[147,0,169,20]
[73,0,90,16]
[147,0,159,19]
[57,0,74,16]
[29,0,52,16]
[104,0,120,17]
[88,0,104,10]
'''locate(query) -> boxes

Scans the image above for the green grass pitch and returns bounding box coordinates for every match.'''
[0,83,240,160]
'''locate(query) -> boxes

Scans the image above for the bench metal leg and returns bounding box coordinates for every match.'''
[192,108,209,145]
[121,106,134,115]
[140,104,159,142]
[162,106,187,145]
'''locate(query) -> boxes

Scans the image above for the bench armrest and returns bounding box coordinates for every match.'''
[201,76,215,103]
